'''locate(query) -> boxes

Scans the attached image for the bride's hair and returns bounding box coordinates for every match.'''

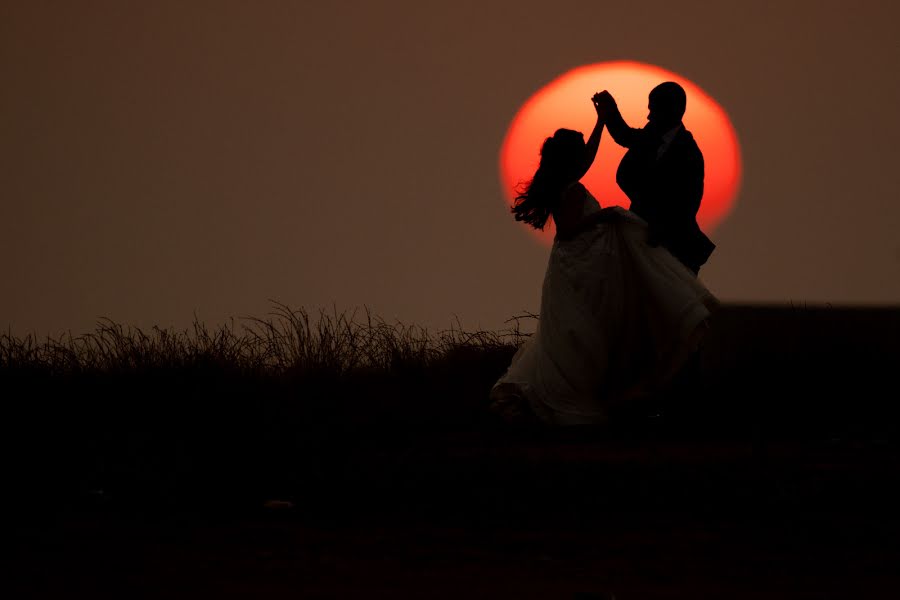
[511,128,584,230]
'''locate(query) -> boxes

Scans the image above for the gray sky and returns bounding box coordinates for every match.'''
[2,0,899,336]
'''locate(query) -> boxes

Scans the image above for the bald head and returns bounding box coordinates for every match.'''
[648,81,687,130]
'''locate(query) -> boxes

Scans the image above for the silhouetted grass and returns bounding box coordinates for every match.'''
[1,301,537,435]
[1,301,535,378]
[2,302,538,508]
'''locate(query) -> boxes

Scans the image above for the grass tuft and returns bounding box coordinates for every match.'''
[1,301,536,380]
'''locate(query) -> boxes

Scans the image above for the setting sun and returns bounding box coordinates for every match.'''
[499,61,742,245]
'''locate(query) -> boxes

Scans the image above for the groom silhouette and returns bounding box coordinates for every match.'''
[594,83,715,275]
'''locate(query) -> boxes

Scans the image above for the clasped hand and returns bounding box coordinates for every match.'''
[591,90,616,120]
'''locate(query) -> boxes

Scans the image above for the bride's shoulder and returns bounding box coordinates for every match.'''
[556,182,588,213]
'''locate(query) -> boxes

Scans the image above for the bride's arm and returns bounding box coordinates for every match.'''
[573,106,605,181]
[580,207,621,229]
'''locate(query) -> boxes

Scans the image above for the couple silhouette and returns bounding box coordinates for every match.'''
[491,82,719,425]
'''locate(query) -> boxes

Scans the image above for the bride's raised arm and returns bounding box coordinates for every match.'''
[573,98,605,181]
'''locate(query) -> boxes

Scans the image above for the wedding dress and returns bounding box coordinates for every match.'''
[490,184,719,425]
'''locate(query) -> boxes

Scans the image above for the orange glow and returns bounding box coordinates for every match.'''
[499,61,742,245]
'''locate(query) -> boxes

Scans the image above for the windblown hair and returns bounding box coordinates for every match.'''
[511,129,584,231]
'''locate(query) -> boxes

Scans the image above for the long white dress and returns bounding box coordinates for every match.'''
[490,186,719,425]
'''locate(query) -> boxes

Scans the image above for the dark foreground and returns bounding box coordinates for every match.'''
[11,433,900,599]
[8,305,900,598]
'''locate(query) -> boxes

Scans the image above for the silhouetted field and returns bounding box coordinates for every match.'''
[4,302,900,505]
[4,303,529,508]
[7,303,900,598]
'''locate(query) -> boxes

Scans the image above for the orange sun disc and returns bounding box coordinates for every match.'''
[499,61,742,245]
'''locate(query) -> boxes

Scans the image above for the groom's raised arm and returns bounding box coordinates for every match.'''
[595,91,640,149]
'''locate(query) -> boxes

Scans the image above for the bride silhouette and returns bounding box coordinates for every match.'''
[490,90,719,425]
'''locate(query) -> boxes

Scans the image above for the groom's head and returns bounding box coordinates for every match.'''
[647,82,687,130]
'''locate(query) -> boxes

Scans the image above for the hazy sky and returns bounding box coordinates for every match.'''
[2,1,899,335]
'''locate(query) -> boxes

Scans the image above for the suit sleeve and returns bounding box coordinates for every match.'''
[604,105,641,149]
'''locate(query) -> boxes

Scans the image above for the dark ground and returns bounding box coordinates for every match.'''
[8,305,900,598]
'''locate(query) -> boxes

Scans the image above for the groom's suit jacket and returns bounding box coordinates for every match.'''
[607,113,715,274]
